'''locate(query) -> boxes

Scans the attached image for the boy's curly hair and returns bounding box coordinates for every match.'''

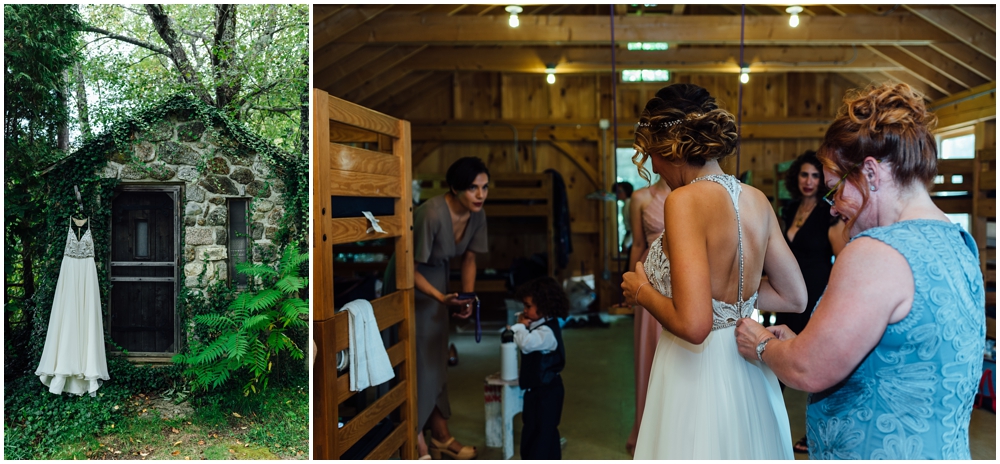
[515,276,569,320]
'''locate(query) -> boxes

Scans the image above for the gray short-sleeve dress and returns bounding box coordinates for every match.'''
[385,194,488,430]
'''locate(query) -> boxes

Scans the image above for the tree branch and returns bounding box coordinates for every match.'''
[144,4,214,106]
[84,25,169,55]
[252,105,298,113]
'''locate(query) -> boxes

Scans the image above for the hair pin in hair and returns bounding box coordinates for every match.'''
[637,119,685,130]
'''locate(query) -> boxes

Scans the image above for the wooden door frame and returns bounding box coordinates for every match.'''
[108,184,182,358]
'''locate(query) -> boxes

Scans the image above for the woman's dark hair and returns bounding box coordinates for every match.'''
[515,276,569,320]
[614,181,634,198]
[446,156,490,193]
[632,83,739,182]
[783,150,829,200]
[818,83,938,231]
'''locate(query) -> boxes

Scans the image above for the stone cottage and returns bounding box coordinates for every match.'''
[47,94,299,358]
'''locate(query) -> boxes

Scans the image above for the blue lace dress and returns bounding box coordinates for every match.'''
[806,219,985,459]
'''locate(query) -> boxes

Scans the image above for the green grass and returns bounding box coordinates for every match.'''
[4,376,308,460]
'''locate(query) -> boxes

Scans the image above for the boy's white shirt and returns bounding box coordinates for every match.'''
[510,317,558,354]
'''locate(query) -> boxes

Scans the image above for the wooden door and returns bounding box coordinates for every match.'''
[109,187,180,354]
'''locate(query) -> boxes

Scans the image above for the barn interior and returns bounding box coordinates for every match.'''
[311,4,996,460]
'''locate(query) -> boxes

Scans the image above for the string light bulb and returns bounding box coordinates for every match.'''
[545,64,556,85]
[786,6,803,28]
[740,67,750,84]
[505,5,522,28]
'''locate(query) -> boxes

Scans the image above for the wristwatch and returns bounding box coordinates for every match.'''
[756,337,775,362]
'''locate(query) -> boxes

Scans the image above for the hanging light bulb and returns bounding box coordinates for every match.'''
[786,6,803,28]
[545,64,556,85]
[506,5,522,28]
[740,67,750,84]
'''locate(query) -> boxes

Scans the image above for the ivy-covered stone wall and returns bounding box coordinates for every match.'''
[98,114,285,293]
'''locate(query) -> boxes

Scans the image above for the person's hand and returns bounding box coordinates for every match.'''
[441,293,475,319]
[767,324,797,341]
[621,261,651,306]
[735,318,775,362]
[516,312,531,326]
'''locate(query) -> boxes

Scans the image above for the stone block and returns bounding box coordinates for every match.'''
[184,202,204,216]
[148,163,175,181]
[266,208,284,226]
[197,245,227,261]
[184,216,196,227]
[245,180,271,198]
[186,227,214,245]
[159,141,201,165]
[199,175,238,195]
[264,227,278,240]
[215,229,228,245]
[136,141,156,162]
[184,245,196,262]
[185,276,202,288]
[230,167,254,185]
[184,262,205,277]
[177,121,206,142]
[197,218,206,226]
[251,222,264,240]
[207,157,229,175]
[255,200,274,212]
[252,158,271,177]
[270,179,285,194]
[121,164,148,180]
[176,165,199,182]
[101,165,119,179]
[208,197,226,205]
[110,149,131,164]
[207,207,227,226]
[146,120,174,142]
[186,185,206,202]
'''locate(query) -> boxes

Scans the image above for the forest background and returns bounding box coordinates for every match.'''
[4,4,310,460]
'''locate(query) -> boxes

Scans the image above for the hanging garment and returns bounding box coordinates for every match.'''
[35,217,110,396]
[544,169,573,270]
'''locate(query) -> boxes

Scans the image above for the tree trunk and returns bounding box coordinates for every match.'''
[73,62,92,139]
[57,70,70,151]
[212,4,240,109]
[299,54,309,158]
[145,4,214,107]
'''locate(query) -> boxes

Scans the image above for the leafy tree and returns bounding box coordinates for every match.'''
[173,244,308,395]
[4,4,84,378]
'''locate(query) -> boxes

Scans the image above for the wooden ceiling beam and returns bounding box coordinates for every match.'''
[345,67,418,105]
[896,46,989,90]
[361,46,900,75]
[321,45,430,96]
[929,42,996,82]
[377,73,453,117]
[902,6,996,60]
[672,5,686,16]
[951,5,996,33]
[877,70,946,101]
[313,5,347,25]
[314,4,394,51]
[314,43,365,76]
[364,72,434,110]
[316,45,395,94]
[334,14,953,45]
[865,45,966,96]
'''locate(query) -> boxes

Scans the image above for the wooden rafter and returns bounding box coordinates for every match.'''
[951,5,996,33]
[314,5,347,25]
[314,4,394,50]
[325,45,430,96]
[334,14,953,45]
[345,67,417,105]
[896,45,989,90]
[929,42,997,82]
[865,45,965,96]
[363,71,433,109]
[317,45,396,92]
[379,73,453,116]
[903,5,996,60]
[878,70,945,101]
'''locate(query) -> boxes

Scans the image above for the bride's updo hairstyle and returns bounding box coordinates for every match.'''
[632,83,739,182]
[818,83,938,228]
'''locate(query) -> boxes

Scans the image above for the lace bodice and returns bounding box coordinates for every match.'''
[64,220,95,259]
[643,174,758,331]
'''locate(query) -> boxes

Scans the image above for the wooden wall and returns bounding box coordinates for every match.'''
[383,71,992,309]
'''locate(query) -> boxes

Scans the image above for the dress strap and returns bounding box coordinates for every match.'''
[690,174,745,305]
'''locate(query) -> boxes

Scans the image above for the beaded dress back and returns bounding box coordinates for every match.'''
[65,219,95,259]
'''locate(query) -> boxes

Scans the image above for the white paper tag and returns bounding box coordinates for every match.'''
[362,211,387,234]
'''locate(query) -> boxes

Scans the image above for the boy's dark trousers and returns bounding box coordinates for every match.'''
[520,375,564,460]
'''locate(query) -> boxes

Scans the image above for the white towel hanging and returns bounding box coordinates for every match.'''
[342,299,394,391]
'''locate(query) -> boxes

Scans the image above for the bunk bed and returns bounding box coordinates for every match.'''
[312,89,417,459]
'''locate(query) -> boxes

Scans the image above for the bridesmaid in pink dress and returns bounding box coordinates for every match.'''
[625,177,671,455]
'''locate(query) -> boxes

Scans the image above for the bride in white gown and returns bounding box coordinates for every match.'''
[621,84,808,459]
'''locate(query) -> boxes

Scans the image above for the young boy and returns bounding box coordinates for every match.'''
[511,276,570,460]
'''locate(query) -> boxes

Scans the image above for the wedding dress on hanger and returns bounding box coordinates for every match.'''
[35,217,110,396]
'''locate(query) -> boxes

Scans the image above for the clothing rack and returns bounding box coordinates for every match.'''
[313,89,418,459]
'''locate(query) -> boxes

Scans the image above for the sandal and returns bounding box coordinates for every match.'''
[429,436,477,460]
[793,435,809,453]
[448,343,459,367]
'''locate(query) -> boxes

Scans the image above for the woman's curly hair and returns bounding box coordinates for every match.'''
[632,83,739,183]
[515,276,569,320]
[818,83,938,230]
[783,150,829,200]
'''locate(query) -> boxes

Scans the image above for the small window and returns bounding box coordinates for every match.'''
[627,42,668,51]
[945,213,971,234]
[622,69,670,82]
[937,128,975,160]
[228,199,250,287]
[134,219,150,258]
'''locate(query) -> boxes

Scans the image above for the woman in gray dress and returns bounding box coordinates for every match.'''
[386,156,489,459]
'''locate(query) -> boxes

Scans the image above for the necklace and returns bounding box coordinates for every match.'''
[793,202,815,228]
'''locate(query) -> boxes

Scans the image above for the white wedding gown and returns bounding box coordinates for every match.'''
[35,218,110,396]
[633,175,792,460]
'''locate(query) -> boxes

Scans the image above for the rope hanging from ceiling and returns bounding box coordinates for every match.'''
[736,4,746,177]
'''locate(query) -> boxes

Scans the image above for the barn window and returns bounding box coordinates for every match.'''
[228,198,250,287]
[937,127,975,160]
[627,42,668,51]
[622,69,670,82]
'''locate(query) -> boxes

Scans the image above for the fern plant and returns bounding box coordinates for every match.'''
[174,244,308,395]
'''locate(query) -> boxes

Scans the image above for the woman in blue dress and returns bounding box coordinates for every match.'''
[735,82,985,459]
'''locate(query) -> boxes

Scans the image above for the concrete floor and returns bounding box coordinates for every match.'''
[442,316,996,460]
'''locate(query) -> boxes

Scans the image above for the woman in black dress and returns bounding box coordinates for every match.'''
[777,150,846,452]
